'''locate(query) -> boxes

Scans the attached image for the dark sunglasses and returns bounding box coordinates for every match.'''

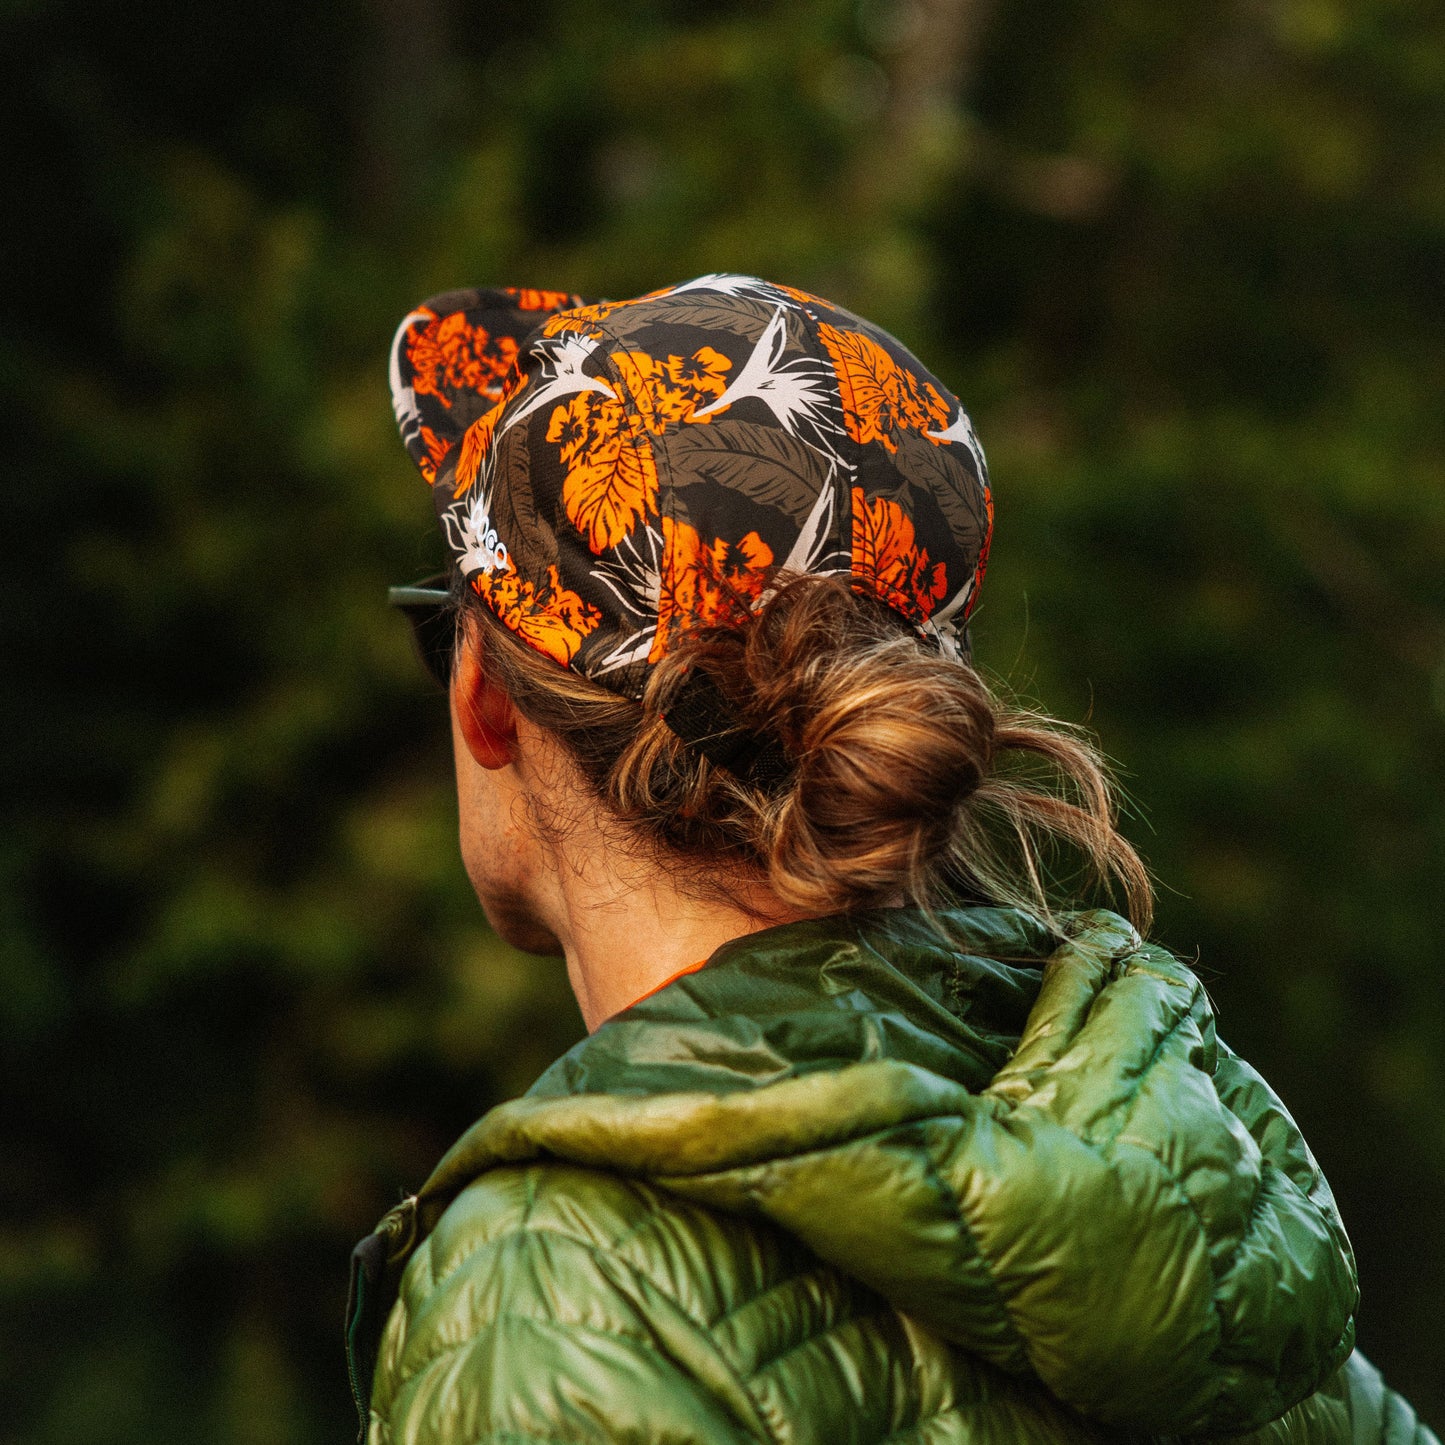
[388,574,457,689]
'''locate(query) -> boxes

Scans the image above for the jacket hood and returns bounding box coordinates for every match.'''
[407,907,1359,1436]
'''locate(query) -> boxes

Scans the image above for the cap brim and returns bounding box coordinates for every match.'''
[388,286,598,486]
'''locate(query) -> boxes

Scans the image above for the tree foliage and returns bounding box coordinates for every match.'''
[3,1,1443,1439]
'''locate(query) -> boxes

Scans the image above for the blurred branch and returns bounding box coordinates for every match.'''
[852,0,996,210]
[852,0,1118,229]
[974,140,1120,222]
[880,0,992,149]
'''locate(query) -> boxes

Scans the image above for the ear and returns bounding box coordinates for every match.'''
[451,626,518,771]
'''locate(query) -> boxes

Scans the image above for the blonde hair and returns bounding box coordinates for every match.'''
[468,575,1152,933]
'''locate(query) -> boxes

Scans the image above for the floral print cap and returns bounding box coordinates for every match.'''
[389,274,993,699]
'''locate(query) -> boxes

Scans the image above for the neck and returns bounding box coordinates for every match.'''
[548,832,807,1030]
[455,709,813,1032]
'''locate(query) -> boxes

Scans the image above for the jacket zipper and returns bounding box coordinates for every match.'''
[346,1196,420,1441]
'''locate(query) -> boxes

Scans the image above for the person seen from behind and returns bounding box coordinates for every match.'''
[346,275,1437,1443]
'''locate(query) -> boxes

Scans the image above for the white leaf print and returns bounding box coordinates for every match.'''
[442,490,511,578]
[692,307,845,465]
[776,473,847,578]
[588,627,658,676]
[925,406,989,487]
[389,307,435,452]
[500,332,617,434]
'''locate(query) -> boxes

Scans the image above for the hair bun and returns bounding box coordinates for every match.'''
[474,575,1151,931]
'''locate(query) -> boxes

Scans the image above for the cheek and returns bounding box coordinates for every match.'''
[455,789,561,955]
[455,755,523,883]
[448,698,560,953]
[451,710,540,902]
[458,786,522,884]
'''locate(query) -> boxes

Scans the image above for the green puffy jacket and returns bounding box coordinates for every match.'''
[347,907,1437,1443]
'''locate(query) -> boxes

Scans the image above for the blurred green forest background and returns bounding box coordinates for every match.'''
[3,0,1444,1439]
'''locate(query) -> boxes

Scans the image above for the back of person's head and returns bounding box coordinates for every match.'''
[471,576,1150,929]
[390,275,1151,932]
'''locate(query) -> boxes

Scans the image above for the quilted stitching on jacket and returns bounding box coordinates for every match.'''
[358,908,1437,1445]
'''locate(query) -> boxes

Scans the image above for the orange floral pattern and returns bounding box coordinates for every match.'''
[816,322,951,453]
[391,277,992,690]
[970,485,995,613]
[417,425,451,487]
[504,287,578,311]
[652,516,774,661]
[545,346,732,553]
[851,488,947,622]
[546,392,659,553]
[453,394,511,497]
[406,312,518,407]
[473,562,600,668]
[541,302,612,337]
[610,346,732,432]
[537,284,678,339]
[771,281,832,310]
[662,346,731,405]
